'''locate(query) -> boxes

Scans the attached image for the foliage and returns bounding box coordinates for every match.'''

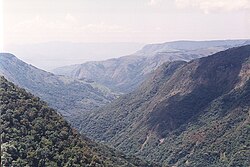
[0,76,155,167]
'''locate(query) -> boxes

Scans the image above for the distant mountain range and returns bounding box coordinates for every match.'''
[0,76,155,166]
[53,39,250,93]
[0,53,118,126]
[5,42,145,70]
[78,45,250,166]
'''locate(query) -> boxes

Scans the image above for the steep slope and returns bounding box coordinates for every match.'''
[0,76,155,167]
[0,53,118,126]
[53,40,249,93]
[79,45,250,166]
[144,79,250,166]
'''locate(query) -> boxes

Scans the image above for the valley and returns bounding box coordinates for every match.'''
[1,41,250,167]
[0,53,119,127]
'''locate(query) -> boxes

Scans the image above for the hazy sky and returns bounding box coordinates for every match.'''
[2,0,250,49]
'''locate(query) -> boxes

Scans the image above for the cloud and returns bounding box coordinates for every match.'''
[83,23,128,33]
[7,14,130,44]
[10,15,128,34]
[65,13,77,23]
[175,0,250,13]
[147,0,161,6]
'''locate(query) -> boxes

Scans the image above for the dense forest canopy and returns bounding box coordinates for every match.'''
[0,76,155,167]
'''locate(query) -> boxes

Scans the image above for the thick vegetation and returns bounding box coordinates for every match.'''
[79,45,250,166]
[0,76,155,167]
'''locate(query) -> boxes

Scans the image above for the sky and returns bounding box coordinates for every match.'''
[0,0,250,70]
[2,0,250,48]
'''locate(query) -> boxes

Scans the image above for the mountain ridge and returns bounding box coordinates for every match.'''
[53,39,250,93]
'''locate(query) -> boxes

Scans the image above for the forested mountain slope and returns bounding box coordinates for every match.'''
[79,45,250,166]
[0,76,155,167]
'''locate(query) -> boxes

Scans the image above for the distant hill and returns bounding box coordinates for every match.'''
[78,45,250,166]
[53,39,250,93]
[0,53,118,127]
[5,42,145,70]
[0,76,155,166]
